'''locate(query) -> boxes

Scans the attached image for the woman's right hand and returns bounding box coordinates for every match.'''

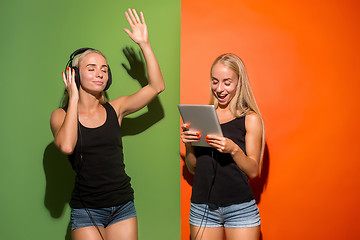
[181,123,198,174]
[180,123,201,144]
[62,67,79,102]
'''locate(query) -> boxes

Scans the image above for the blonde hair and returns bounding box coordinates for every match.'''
[61,49,109,107]
[210,53,265,175]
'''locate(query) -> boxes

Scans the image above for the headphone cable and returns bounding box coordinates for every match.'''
[194,149,217,240]
[77,120,105,240]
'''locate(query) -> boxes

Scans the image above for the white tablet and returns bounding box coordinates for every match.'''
[178,104,223,147]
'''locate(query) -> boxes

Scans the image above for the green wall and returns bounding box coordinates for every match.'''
[0,0,180,239]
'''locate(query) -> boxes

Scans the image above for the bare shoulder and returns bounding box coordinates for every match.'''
[50,108,66,121]
[245,112,263,133]
[109,96,127,117]
[50,108,66,134]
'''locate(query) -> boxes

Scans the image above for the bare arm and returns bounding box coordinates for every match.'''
[50,68,79,155]
[206,113,263,179]
[180,124,201,174]
[111,9,165,120]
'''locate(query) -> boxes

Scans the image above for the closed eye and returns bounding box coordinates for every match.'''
[224,79,232,86]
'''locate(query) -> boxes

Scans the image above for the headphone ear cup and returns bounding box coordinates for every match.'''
[104,65,112,91]
[73,67,81,89]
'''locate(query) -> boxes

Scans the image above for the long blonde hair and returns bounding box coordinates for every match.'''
[210,53,265,175]
[61,49,109,107]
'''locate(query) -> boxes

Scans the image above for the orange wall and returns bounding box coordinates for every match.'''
[180,0,360,239]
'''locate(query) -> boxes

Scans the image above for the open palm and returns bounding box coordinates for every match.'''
[124,8,148,45]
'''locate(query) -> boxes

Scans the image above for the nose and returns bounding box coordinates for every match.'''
[96,69,104,79]
[216,83,224,93]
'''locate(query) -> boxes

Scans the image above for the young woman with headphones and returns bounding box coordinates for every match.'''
[181,54,265,240]
[50,9,164,240]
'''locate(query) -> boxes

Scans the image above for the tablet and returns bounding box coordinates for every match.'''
[178,104,223,147]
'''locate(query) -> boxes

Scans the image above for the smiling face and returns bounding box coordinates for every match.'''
[78,52,109,92]
[211,63,239,108]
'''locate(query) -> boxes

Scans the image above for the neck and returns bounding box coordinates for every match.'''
[78,89,103,112]
[216,107,232,115]
[217,102,230,111]
[216,106,236,123]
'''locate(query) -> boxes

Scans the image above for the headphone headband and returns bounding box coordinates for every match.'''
[65,48,112,91]
[70,48,94,63]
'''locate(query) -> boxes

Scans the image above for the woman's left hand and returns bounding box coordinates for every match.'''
[205,135,237,154]
[124,8,148,46]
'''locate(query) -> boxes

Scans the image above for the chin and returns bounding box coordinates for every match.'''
[217,97,234,108]
[217,98,229,105]
[217,102,230,108]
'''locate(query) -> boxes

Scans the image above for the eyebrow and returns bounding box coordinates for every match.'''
[211,77,232,81]
[86,63,108,68]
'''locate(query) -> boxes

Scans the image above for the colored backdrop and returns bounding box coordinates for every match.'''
[180,0,360,239]
[1,0,360,239]
[0,0,180,239]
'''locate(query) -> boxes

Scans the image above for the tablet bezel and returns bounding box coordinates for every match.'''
[178,104,223,147]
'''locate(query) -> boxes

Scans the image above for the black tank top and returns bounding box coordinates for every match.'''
[191,116,254,206]
[65,102,134,208]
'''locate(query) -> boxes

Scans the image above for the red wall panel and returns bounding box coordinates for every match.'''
[180,0,360,239]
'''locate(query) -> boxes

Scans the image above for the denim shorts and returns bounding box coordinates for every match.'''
[189,200,261,228]
[71,201,137,230]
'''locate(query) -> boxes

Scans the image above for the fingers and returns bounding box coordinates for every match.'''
[63,67,76,89]
[132,9,141,23]
[123,9,139,38]
[62,71,67,86]
[68,67,74,85]
[206,134,224,140]
[181,124,200,136]
[181,123,190,131]
[129,9,138,24]
[205,136,225,145]
[182,130,200,139]
[181,131,201,143]
[207,141,225,151]
[71,68,75,86]
[205,135,227,151]
[123,8,148,45]
[63,67,71,87]
[140,11,145,24]
[180,124,201,143]
[124,11,132,26]
[126,8,141,25]
[123,28,131,35]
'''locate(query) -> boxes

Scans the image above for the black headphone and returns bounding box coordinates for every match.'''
[65,48,112,91]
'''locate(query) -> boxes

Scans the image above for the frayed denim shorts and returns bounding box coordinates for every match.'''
[189,200,260,228]
[71,201,137,230]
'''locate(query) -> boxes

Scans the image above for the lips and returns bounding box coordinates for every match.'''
[217,93,228,101]
[93,81,104,86]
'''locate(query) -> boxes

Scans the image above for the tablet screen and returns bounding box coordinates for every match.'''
[178,104,223,147]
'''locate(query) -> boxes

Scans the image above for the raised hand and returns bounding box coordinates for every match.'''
[123,8,148,46]
[62,67,79,102]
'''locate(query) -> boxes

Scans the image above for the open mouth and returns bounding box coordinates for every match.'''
[217,94,228,101]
